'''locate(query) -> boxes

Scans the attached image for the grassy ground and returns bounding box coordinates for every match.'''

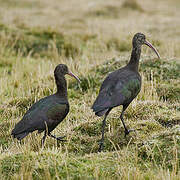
[0,0,180,179]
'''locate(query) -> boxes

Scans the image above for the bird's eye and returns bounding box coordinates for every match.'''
[137,38,141,42]
[138,37,144,43]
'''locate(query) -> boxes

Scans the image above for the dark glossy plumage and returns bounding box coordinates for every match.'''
[92,66,141,116]
[12,64,80,144]
[92,33,160,152]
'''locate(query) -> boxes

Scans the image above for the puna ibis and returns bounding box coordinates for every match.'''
[92,33,160,152]
[12,64,80,145]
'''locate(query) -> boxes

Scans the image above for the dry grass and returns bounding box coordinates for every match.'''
[0,0,180,179]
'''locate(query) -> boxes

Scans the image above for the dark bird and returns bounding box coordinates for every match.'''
[12,64,80,145]
[92,33,160,152]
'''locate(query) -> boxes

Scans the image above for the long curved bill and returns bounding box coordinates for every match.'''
[68,71,81,83]
[144,40,160,59]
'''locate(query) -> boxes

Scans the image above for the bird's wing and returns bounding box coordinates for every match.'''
[24,96,50,115]
[92,71,141,112]
[46,103,69,121]
[12,108,47,136]
[12,100,69,135]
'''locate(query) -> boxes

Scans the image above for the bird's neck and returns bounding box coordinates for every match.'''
[127,46,141,71]
[55,76,68,98]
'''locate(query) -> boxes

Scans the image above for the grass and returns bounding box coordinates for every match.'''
[0,0,180,179]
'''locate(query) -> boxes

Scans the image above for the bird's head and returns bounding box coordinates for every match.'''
[133,33,160,58]
[54,64,80,83]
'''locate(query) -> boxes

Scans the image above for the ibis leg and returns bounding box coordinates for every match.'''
[99,108,112,152]
[120,110,129,136]
[41,130,47,146]
[120,104,134,137]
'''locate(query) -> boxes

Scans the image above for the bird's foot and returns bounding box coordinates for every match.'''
[48,134,66,141]
[98,141,104,152]
[56,136,66,141]
[98,144,104,152]
[124,129,135,137]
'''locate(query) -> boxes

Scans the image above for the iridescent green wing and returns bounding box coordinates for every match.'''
[121,79,141,99]
[46,103,69,120]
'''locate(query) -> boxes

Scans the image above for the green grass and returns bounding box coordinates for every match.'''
[0,0,180,179]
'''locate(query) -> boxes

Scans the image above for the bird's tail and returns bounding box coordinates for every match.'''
[93,109,108,117]
[11,131,29,140]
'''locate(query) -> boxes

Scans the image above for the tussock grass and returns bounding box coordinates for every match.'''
[0,0,180,179]
[122,0,144,12]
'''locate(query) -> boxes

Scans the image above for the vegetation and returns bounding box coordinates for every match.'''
[0,0,179,179]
